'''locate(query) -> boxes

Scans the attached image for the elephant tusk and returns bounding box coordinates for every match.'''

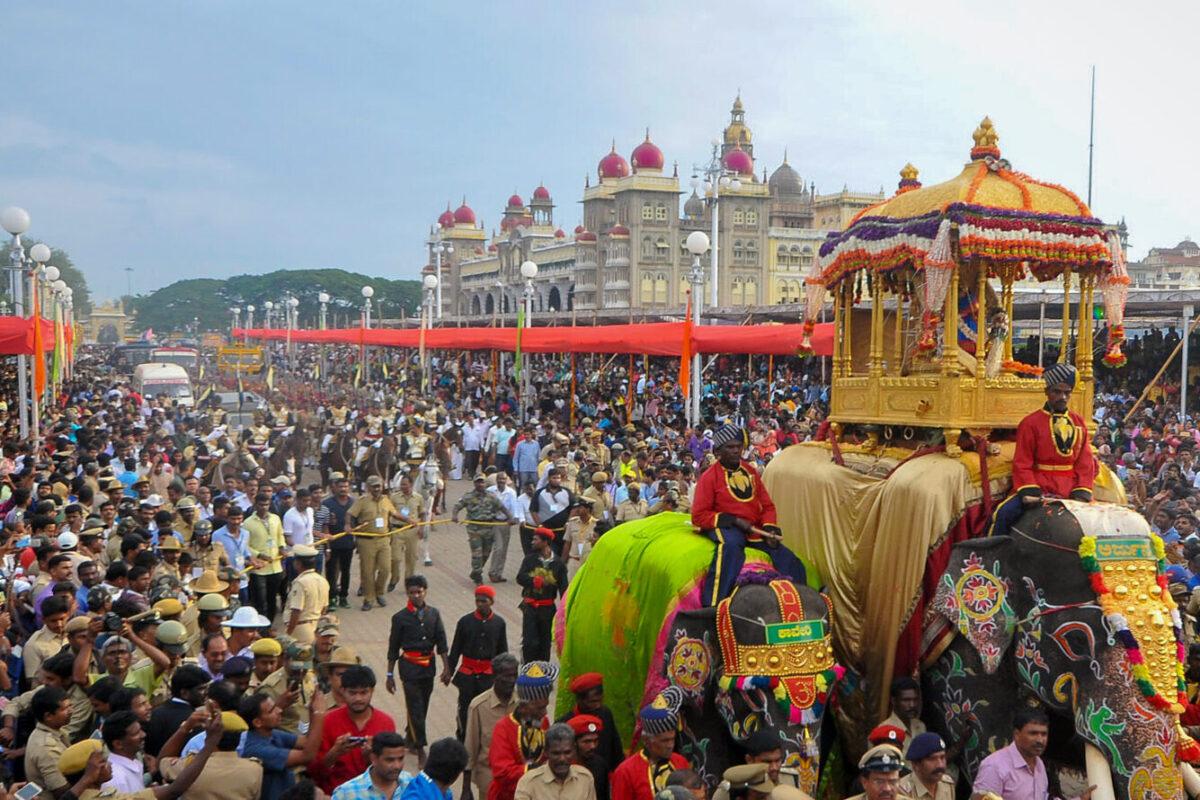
[1183,762,1200,797]
[1084,742,1116,800]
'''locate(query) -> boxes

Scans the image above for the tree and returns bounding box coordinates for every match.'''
[0,239,92,315]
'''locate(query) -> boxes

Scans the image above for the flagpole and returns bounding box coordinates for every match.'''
[1087,65,1096,208]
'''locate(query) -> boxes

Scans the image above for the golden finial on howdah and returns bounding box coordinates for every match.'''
[900,163,919,182]
[971,117,1000,158]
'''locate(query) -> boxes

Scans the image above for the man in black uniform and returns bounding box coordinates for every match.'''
[384,573,449,766]
[515,526,568,662]
[443,584,508,741]
[556,672,624,784]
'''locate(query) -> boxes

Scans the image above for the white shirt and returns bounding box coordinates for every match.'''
[103,752,145,794]
[515,494,536,525]
[463,422,484,451]
[283,506,314,546]
[488,485,520,519]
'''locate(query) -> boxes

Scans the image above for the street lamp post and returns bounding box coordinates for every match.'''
[691,141,742,310]
[32,248,57,418]
[519,260,538,420]
[263,300,274,333]
[422,274,438,396]
[245,305,256,344]
[429,228,453,321]
[361,286,374,383]
[2,207,31,439]
[231,307,241,339]
[318,292,330,379]
[685,231,710,427]
[285,294,299,369]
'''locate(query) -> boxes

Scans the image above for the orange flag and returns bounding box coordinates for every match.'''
[679,291,693,397]
[31,285,45,396]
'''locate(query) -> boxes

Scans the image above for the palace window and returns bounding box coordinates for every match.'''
[642,204,654,221]
[655,204,668,221]
[746,210,758,227]
[733,208,745,226]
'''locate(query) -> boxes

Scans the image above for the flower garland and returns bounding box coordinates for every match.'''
[718,666,845,727]
[1078,536,1191,719]
[1103,325,1128,367]
[1001,360,1044,377]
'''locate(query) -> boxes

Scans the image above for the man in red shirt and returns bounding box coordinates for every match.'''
[989,363,1096,538]
[488,661,556,800]
[309,664,397,793]
[611,686,690,800]
[691,424,805,606]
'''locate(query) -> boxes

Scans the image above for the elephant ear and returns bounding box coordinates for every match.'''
[932,539,1016,675]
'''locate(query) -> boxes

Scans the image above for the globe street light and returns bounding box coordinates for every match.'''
[0,208,31,438]
[361,285,374,328]
[245,304,256,343]
[231,307,242,337]
[263,300,274,330]
[691,143,743,309]
[318,292,330,329]
[421,274,439,395]
[685,231,711,427]
[519,261,538,419]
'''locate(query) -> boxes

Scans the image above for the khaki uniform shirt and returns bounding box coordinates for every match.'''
[287,569,330,644]
[173,515,196,544]
[881,711,927,741]
[515,764,597,800]
[348,495,398,533]
[389,490,426,527]
[464,687,518,793]
[25,722,70,797]
[898,773,954,800]
[151,561,182,584]
[615,498,648,523]
[161,750,264,800]
[23,626,67,684]
[190,542,228,573]
[582,487,613,521]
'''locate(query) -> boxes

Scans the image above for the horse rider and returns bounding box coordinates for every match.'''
[266,393,298,473]
[246,412,273,463]
[403,416,434,474]
[203,395,227,429]
[355,401,391,468]
[988,362,1095,538]
[321,394,356,454]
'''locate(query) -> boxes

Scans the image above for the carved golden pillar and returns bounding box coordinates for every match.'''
[869,277,884,377]
[832,282,844,378]
[940,268,960,376]
[1077,274,1095,382]
[1059,268,1072,364]
[842,283,854,377]
[1002,276,1015,362]
[975,263,988,378]
[893,292,905,376]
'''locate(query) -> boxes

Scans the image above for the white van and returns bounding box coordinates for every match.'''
[133,363,195,408]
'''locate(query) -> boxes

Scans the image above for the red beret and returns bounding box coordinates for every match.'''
[868,724,907,746]
[567,714,603,737]
[475,585,496,599]
[568,672,604,693]
[533,526,556,541]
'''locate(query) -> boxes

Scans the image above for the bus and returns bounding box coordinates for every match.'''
[150,347,200,372]
[216,345,265,374]
[110,343,157,372]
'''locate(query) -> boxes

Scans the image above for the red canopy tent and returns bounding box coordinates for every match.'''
[0,316,70,356]
[232,322,834,357]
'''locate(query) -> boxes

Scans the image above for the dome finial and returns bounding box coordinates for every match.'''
[898,163,921,193]
[970,117,1001,159]
[782,147,788,165]
[644,127,651,142]
[611,138,616,152]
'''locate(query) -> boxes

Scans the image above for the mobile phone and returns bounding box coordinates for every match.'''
[288,679,300,692]
[16,783,43,800]
[347,736,368,744]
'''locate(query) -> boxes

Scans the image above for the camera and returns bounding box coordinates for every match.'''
[102,612,124,633]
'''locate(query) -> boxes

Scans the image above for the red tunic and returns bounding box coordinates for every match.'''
[691,460,778,534]
[487,713,549,800]
[1011,406,1095,500]
[611,751,689,800]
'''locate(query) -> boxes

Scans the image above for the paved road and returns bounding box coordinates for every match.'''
[311,476,552,768]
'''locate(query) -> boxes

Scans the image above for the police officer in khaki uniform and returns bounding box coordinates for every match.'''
[844,743,914,800]
[271,641,319,735]
[582,471,613,524]
[286,544,329,644]
[897,734,953,800]
[388,475,425,590]
[348,476,400,610]
[184,591,230,658]
[712,763,776,800]
[161,712,258,800]
[152,537,184,583]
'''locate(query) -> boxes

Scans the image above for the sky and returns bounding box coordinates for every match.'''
[2,1,1197,302]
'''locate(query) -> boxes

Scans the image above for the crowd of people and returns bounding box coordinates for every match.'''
[0,327,1193,800]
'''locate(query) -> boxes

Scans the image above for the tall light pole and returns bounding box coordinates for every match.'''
[685,231,710,427]
[429,228,452,321]
[422,274,438,396]
[231,307,241,339]
[263,300,274,332]
[361,285,374,383]
[245,305,256,344]
[2,207,31,439]
[520,260,538,420]
[691,142,742,310]
[285,294,299,369]
[318,292,330,379]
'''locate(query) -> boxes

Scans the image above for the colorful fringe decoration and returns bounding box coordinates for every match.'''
[1100,232,1130,368]
[717,666,844,739]
[1001,360,1044,377]
[916,220,954,351]
[798,256,826,354]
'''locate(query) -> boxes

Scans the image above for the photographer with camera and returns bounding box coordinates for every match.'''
[71,612,171,697]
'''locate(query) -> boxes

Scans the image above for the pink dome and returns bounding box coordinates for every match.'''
[574,224,584,234]
[554,228,566,238]
[533,184,550,200]
[609,224,630,237]
[723,145,754,176]
[488,244,498,252]
[453,202,476,225]
[598,145,630,180]
[474,246,484,254]
[437,208,455,228]
[507,194,524,208]
[630,133,664,171]
[576,231,597,242]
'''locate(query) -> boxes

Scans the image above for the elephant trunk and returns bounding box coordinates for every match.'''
[1084,742,1117,800]
[1182,762,1200,798]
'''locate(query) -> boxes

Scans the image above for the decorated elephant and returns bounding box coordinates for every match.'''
[923,499,1200,800]
[556,512,841,796]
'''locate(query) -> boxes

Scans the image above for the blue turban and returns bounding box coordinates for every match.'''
[1043,363,1077,389]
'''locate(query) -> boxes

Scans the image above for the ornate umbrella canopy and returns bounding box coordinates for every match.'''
[815,118,1112,289]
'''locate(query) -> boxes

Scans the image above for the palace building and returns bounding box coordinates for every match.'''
[428,96,884,320]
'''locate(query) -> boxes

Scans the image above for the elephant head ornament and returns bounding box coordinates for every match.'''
[926,501,1200,800]
[662,569,843,794]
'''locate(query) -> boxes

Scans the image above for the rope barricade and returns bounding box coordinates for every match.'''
[233,516,566,576]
